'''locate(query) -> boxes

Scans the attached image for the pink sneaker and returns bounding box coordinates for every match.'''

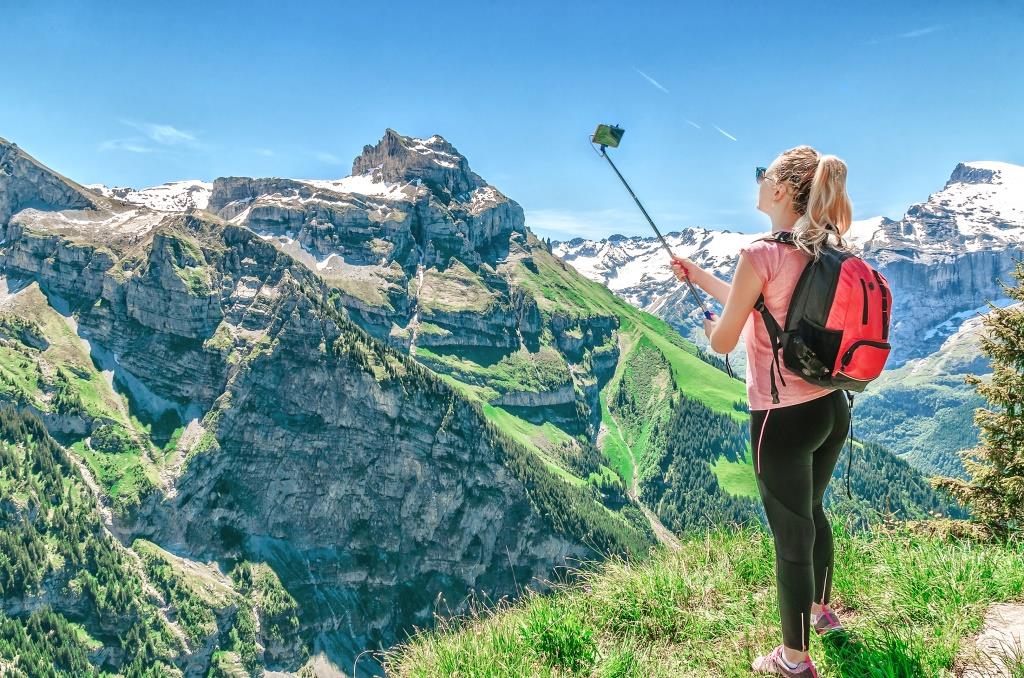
[751,644,820,677]
[812,606,844,635]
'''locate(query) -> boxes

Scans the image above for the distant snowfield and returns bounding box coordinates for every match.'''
[861,161,1024,253]
[923,297,1017,343]
[13,205,168,243]
[86,180,212,211]
[297,174,412,201]
[552,160,1024,299]
[939,161,1024,248]
[552,217,884,298]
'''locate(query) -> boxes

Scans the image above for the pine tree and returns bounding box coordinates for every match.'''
[931,258,1024,541]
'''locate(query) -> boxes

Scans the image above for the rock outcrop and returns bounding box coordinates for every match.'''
[0,135,653,675]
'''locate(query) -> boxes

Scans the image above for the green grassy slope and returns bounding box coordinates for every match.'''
[854,345,989,479]
[495,233,753,503]
[381,522,1024,677]
[511,234,747,422]
[412,231,752,533]
[0,282,166,512]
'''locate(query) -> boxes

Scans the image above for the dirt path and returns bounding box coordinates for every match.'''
[957,602,1024,677]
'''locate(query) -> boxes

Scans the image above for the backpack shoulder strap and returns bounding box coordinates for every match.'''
[753,292,788,404]
[746,231,800,402]
[752,231,796,245]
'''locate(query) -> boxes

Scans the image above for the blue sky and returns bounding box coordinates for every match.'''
[2,0,1021,241]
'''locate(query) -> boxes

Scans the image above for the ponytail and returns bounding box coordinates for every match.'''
[771,146,855,260]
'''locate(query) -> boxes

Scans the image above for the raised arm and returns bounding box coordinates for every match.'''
[706,252,764,354]
[669,255,733,305]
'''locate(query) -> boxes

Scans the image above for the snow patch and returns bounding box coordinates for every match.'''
[923,297,1016,342]
[87,180,212,211]
[298,174,411,200]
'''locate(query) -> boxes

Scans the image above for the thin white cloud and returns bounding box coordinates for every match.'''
[313,151,343,164]
[253,148,275,157]
[713,125,738,141]
[864,24,943,45]
[98,138,154,153]
[685,119,702,130]
[119,119,200,147]
[635,68,669,94]
[100,119,205,154]
[899,25,942,38]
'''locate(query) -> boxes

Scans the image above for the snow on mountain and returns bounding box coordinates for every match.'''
[297,172,414,201]
[553,228,755,306]
[552,161,1023,308]
[862,161,1024,261]
[550,161,1024,369]
[552,216,893,314]
[85,180,212,211]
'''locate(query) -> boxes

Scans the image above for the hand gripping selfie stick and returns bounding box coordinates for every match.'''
[590,123,734,378]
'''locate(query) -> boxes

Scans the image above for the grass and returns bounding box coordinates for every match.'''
[0,282,128,425]
[710,445,759,499]
[66,621,104,652]
[0,344,42,406]
[72,439,156,514]
[416,343,572,396]
[599,393,633,490]
[173,263,215,296]
[414,236,751,506]
[419,260,497,313]
[481,403,587,487]
[598,332,675,495]
[133,539,222,645]
[380,521,1024,677]
[511,234,746,423]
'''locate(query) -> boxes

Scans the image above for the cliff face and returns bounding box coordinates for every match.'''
[0,136,100,225]
[856,161,1024,364]
[0,134,652,676]
[202,128,620,440]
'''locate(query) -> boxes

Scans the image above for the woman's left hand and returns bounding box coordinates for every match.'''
[703,312,718,340]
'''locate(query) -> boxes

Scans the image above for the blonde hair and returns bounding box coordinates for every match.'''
[768,145,854,260]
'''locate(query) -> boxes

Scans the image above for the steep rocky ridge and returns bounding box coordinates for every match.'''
[0,130,957,675]
[0,135,655,675]
[553,161,1024,368]
[202,129,619,441]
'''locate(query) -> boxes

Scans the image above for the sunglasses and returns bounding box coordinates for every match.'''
[755,166,770,184]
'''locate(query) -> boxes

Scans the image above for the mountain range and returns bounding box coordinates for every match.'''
[0,130,962,676]
[552,160,1024,476]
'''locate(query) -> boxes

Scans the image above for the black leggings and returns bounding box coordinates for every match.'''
[750,389,851,651]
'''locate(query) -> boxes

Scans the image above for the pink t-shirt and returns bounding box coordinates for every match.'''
[738,231,834,411]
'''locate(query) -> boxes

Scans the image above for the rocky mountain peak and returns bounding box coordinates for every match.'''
[351,128,486,199]
[945,161,1016,188]
[0,136,101,227]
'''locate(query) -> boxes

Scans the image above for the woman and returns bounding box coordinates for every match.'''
[670,146,854,677]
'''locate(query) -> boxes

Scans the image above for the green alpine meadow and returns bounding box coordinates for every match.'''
[1,126,1021,676]
[2,3,1023,675]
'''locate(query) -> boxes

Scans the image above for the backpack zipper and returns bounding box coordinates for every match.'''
[840,339,891,367]
[859,279,868,324]
[872,270,890,340]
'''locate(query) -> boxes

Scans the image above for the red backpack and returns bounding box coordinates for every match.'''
[751,230,893,403]
[751,230,894,496]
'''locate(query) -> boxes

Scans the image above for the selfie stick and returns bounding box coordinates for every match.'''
[590,124,714,321]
